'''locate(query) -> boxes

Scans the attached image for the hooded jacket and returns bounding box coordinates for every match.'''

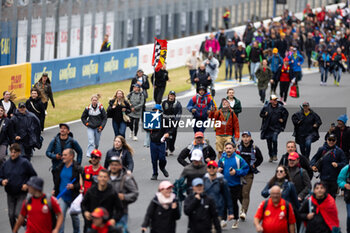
[141,194,180,233]
[187,93,214,119]
[127,91,145,119]
[256,66,273,90]
[260,101,289,139]
[0,117,14,146]
[237,140,263,174]
[46,133,83,170]
[81,103,107,129]
[203,173,233,217]
[288,53,304,72]
[184,192,221,233]
[11,109,41,148]
[110,167,138,214]
[292,109,322,143]
[218,152,249,187]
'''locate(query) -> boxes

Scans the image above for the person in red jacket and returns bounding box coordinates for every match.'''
[209,98,239,159]
[331,47,347,86]
[83,149,105,195]
[87,207,120,233]
[279,58,291,105]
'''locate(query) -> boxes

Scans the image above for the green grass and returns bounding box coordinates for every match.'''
[16,62,250,127]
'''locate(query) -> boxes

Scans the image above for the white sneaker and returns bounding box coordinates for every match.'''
[129,131,133,138]
[169,151,174,156]
[220,220,227,228]
[232,219,239,229]
[240,212,246,221]
[132,136,138,141]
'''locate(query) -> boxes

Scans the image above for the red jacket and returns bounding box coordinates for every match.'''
[209,108,239,138]
[279,65,290,82]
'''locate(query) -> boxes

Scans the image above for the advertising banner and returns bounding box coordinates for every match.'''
[0,22,12,66]
[0,63,31,99]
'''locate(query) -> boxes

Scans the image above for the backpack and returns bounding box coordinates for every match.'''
[25,195,57,229]
[238,144,256,167]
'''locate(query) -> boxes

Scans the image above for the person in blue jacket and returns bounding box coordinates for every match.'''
[261,165,300,211]
[288,47,304,82]
[46,123,83,179]
[311,134,347,198]
[318,48,332,86]
[268,48,283,94]
[218,142,249,229]
[337,163,350,233]
[203,160,234,229]
[187,86,214,133]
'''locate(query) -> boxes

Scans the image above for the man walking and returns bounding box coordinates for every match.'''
[260,95,288,162]
[268,48,283,94]
[237,131,263,220]
[151,64,169,104]
[292,102,322,158]
[218,142,249,229]
[0,143,37,230]
[53,148,83,233]
[46,123,83,179]
[186,49,202,90]
[13,176,64,233]
[82,149,104,195]
[254,185,296,233]
[326,114,350,160]
[249,41,264,83]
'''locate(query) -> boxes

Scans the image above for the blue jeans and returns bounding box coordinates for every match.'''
[144,131,150,147]
[225,59,233,80]
[86,127,101,157]
[347,203,350,233]
[266,131,279,158]
[333,68,342,82]
[298,135,313,159]
[58,198,80,233]
[189,69,196,85]
[250,62,260,83]
[116,214,128,233]
[320,66,328,83]
[112,121,127,138]
[150,142,167,176]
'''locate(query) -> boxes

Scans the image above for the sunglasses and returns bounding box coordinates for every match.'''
[327,139,336,142]
[91,156,100,159]
[276,169,285,173]
[288,159,296,161]
[207,166,217,169]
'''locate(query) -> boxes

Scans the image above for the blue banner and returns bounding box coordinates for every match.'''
[31,48,138,92]
[0,22,12,66]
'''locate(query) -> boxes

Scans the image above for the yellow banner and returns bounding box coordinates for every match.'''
[0,63,31,100]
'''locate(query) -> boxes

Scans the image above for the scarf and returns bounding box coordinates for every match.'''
[156,192,175,210]
[311,194,339,230]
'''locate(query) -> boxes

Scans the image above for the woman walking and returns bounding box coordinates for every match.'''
[34,72,55,110]
[279,58,291,105]
[25,88,46,131]
[255,59,273,103]
[0,91,16,118]
[0,106,13,167]
[107,90,131,138]
[81,94,107,157]
[127,84,145,141]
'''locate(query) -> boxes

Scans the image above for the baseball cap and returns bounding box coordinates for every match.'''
[91,207,109,218]
[152,104,162,111]
[133,83,141,88]
[227,39,232,42]
[283,57,289,62]
[27,176,44,191]
[270,94,278,100]
[168,90,176,96]
[191,149,203,161]
[158,181,174,191]
[302,101,309,106]
[293,47,297,51]
[207,160,218,168]
[221,98,229,104]
[198,85,207,91]
[59,123,70,130]
[238,41,244,47]
[194,131,204,138]
[242,131,251,137]
[137,69,144,73]
[273,48,278,53]
[18,102,26,108]
[288,152,299,160]
[90,149,102,158]
[192,178,204,187]
[109,156,122,164]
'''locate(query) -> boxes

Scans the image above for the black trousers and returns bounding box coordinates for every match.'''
[229,185,242,220]
[154,86,166,104]
[271,71,280,94]
[306,51,312,68]
[279,81,290,102]
[258,89,266,103]
[129,117,140,136]
[166,128,178,152]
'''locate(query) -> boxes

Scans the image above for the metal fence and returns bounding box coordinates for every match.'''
[0,0,342,65]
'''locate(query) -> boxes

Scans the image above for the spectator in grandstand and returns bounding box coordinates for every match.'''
[100,34,111,52]
[81,94,107,158]
[0,91,16,118]
[107,90,131,138]
[25,88,46,131]
[34,72,55,110]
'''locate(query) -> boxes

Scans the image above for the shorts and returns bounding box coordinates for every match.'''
[216,135,233,153]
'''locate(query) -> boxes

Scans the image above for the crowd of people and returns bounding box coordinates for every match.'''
[0,3,350,233]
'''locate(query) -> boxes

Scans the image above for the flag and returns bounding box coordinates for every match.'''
[152,37,167,72]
